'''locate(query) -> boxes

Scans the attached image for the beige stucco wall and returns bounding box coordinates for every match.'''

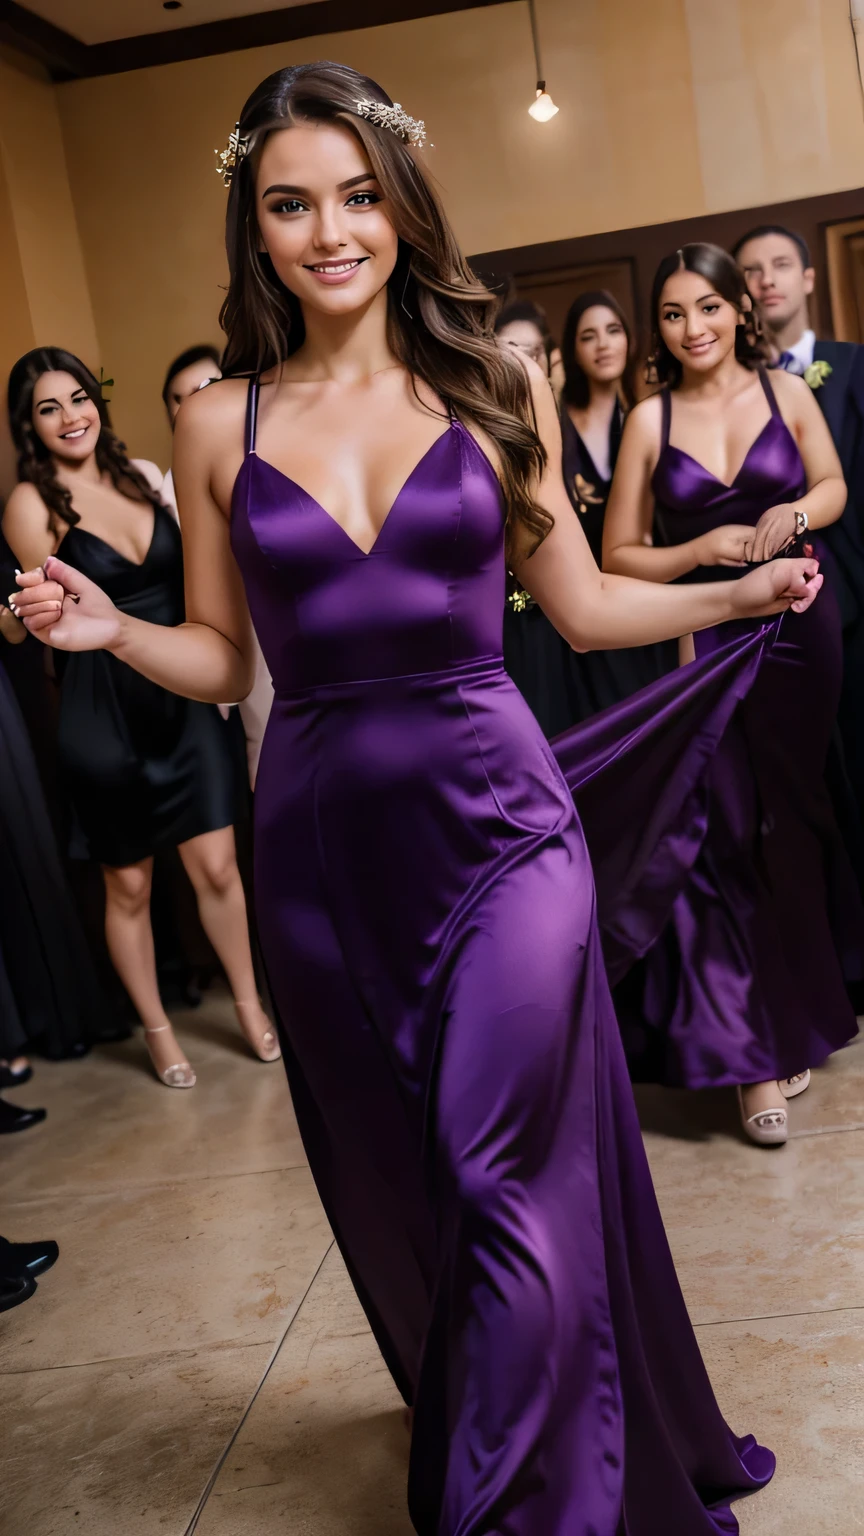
[0,46,101,494]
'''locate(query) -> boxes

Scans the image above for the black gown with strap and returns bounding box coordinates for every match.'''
[56,503,241,868]
[503,403,676,735]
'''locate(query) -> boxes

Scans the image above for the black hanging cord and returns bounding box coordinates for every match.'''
[527,0,544,88]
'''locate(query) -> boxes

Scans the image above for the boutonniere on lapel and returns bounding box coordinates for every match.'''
[803,359,832,391]
[574,473,603,516]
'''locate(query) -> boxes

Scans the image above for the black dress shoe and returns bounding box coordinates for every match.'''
[0,1098,47,1134]
[0,1236,59,1279]
[0,1063,34,1090]
[0,1270,37,1314]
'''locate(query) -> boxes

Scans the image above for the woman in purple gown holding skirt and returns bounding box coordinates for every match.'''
[604,244,862,1145]
[13,66,826,1534]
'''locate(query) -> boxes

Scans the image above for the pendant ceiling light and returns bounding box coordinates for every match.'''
[527,0,559,122]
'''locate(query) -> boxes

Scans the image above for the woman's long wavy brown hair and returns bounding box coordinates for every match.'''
[219,61,549,555]
[7,348,163,536]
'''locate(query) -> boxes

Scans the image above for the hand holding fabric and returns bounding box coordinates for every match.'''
[747,504,799,564]
[730,555,821,619]
[13,558,122,652]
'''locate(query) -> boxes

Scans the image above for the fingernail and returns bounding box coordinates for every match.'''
[14,568,21,577]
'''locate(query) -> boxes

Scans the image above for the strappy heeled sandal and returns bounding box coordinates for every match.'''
[143,1025,196,1089]
[737,1086,788,1146]
[234,1001,281,1063]
[779,1069,811,1099]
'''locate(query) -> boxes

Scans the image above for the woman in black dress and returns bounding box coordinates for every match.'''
[3,349,278,1088]
[503,291,675,733]
[561,291,677,712]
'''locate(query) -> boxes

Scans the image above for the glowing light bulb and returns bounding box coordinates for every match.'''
[528,85,559,122]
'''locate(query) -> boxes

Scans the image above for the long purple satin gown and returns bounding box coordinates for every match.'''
[231,380,774,1534]
[629,372,862,1088]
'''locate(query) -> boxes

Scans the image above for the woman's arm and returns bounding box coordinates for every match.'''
[511,364,821,652]
[601,399,754,582]
[11,383,257,703]
[2,482,59,570]
[0,604,26,644]
[747,370,846,562]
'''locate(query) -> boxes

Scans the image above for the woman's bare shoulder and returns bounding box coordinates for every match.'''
[768,366,813,410]
[3,479,50,522]
[173,375,250,447]
[622,391,664,451]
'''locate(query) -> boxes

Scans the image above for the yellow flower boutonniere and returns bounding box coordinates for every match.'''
[803,359,832,390]
[508,588,534,614]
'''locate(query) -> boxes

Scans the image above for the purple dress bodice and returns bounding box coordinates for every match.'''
[652,370,806,576]
[231,399,504,694]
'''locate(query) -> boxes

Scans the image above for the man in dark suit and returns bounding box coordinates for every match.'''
[733,224,864,848]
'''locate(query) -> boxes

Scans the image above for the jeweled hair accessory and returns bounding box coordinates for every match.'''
[355,99,427,148]
[215,122,249,187]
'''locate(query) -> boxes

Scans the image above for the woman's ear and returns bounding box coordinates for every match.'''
[738,291,753,324]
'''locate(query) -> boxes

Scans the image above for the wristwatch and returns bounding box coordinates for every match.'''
[794,508,809,537]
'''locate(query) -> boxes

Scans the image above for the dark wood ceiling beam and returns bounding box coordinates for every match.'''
[0,0,89,80]
[0,0,505,80]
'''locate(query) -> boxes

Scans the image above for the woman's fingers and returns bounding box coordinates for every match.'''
[14,566,49,587]
[11,577,65,612]
[17,600,62,619]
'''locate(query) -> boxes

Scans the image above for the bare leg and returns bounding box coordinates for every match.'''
[178,827,279,1061]
[102,859,194,1087]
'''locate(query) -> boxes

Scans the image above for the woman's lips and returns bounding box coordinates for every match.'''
[305,258,368,286]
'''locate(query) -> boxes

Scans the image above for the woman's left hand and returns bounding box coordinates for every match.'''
[747,504,798,563]
[731,555,821,619]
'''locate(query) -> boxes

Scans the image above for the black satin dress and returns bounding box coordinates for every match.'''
[562,405,677,713]
[504,405,676,736]
[56,504,240,868]
[0,651,112,1058]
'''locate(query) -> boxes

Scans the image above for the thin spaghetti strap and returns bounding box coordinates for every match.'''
[660,386,672,449]
[757,366,781,418]
[244,376,260,456]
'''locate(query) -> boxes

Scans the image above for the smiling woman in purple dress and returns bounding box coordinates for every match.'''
[11,65,828,1534]
[603,243,862,1144]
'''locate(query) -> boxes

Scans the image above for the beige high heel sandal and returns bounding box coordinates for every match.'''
[779,1069,811,1099]
[143,1025,196,1089]
[234,1001,281,1063]
[736,1085,787,1146]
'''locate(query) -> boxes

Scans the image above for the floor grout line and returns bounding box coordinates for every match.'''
[182,1238,336,1535]
[0,1162,312,1206]
[693,1301,864,1329]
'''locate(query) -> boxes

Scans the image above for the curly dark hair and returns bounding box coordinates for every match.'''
[7,347,164,536]
[218,60,548,556]
[647,244,771,388]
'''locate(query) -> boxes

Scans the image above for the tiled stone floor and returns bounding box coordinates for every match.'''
[2,992,862,1534]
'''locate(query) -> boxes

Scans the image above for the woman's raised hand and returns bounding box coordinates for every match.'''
[730,555,822,619]
[748,504,798,564]
[11,557,123,651]
[693,524,755,567]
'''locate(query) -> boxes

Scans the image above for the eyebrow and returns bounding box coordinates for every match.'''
[34,396,62,407]
[662,290,721,307]
[261,171,378,198]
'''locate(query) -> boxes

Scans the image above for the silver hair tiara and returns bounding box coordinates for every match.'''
[355,99,427,148]
[216,122,249,187]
